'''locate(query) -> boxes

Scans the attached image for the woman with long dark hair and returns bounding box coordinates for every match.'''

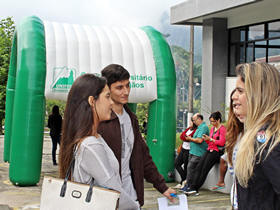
[59,74,139,210]
[175,118,197,190]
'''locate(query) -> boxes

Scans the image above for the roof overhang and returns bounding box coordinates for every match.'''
[171,0,280,28]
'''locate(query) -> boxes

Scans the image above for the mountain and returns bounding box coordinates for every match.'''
[158,11,202,64]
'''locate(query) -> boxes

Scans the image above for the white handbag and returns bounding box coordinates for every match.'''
[40,159,120,210]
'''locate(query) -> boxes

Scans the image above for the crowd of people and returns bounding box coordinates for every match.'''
[47,61,280,209]
[174,62,280,209]
[175,111,226,196]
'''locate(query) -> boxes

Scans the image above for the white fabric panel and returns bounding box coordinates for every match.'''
[43,21,157,103]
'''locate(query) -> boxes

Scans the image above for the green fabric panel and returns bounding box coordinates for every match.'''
[9,16,46,186]
[141,26,176,182]
[127,103,137,113]
[3,32,17,162]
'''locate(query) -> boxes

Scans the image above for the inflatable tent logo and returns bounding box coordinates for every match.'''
[51,66,76,92]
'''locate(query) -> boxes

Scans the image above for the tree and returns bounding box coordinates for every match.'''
[171,45,202,131]
[0,17,15,134]
[136,103,148,134]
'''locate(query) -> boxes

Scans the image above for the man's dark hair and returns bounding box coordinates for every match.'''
[197,114,203,120]
[101,64,130,87]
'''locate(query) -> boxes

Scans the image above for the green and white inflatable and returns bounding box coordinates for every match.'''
[4,16,176,186]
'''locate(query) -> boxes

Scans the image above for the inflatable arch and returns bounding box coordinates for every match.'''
[4,16,176,186]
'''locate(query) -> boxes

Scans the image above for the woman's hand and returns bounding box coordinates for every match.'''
[203,134,210,141]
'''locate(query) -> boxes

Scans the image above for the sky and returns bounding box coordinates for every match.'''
[0,0,184,30]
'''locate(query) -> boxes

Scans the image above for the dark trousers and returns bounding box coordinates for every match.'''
[186,154,201,185]
[190,150,220,191]
[175,148,189,183]
[50,134,60,164]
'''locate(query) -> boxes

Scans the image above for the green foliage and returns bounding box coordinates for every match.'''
[136,103,148,134]
[171,45,202,131]
[45,99,66,126]
[175,133,182,149]
[0,17,15,133]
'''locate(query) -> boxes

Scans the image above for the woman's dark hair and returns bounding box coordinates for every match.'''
[101,64,130,87]
[191,117,198,130]
[209,111,222,122]
[52,105,60,115]
[59,74,107,179]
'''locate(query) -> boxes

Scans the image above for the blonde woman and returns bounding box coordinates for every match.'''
[232,62,280,210]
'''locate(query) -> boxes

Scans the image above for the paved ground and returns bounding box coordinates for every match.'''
[0,135,231,209]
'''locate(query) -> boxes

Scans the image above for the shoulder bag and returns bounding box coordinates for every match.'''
[40,158,120,210]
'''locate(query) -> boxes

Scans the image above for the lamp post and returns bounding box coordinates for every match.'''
[180,86,187,131]
[187,25,194,125]
[194,82,201,100]
[182,109,187,131]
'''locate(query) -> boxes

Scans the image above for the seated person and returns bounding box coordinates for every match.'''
[185,111,226,196]
[174,118,197,189]
[181,113,209,193]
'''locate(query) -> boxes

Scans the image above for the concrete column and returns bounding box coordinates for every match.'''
[201,18,228,122]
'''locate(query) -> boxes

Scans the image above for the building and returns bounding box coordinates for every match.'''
[171,0,280,118]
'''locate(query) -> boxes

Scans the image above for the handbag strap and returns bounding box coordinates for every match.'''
[60,154,95,203]
[60,157,75,197]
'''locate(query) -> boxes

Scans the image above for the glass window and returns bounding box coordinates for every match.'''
[255,48,266,63]
[255,40,266,45]
[268,48,280,64]
[240,28,246,42]
[229,20,280,76]
[268,39,280,46]
[229,45,239,76]
[268,21,280,38]
[230,28,241,43]
[248,24,264,40]
[246,44,254,62]
[240,45,245,63]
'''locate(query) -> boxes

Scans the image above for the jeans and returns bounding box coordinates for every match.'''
[186,154,201,185]
[190,150,220,191]
[175,148,189,183]
[50,134,60,164]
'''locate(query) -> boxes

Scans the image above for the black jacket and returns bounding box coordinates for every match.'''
[47,114,62,136]
[237,137,280,210]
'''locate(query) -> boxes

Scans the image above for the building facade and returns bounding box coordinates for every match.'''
[171,0,280,119]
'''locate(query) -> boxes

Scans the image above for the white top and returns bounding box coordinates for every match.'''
[73,136,139,210]
[228,133,242,210]
[182,129,193,150]
[116,108,138,203]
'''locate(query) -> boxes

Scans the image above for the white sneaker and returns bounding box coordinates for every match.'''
[173,183,182,189]
[181,180,187,188]
[185,189,197,195]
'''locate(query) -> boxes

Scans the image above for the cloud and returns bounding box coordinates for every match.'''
[0,0,183,28]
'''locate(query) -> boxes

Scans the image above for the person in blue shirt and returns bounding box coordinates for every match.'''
[180,113,209,194]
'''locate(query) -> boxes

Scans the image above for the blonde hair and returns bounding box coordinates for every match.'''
[235,62,280,187]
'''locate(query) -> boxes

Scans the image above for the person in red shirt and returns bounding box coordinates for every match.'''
[174,118,197,189]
